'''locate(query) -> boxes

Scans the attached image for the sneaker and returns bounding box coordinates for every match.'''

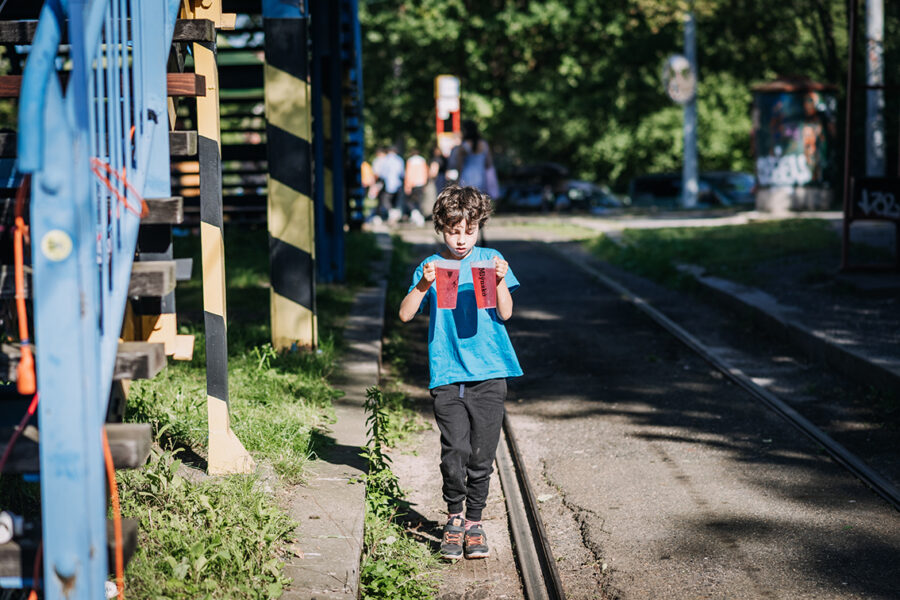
[464,524,489,559]
[410,209,425,226]
[440,516,465,560]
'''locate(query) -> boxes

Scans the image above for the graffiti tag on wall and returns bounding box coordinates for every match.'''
[852,177,900,222]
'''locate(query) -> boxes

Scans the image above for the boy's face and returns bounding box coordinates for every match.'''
[442,218,479,259]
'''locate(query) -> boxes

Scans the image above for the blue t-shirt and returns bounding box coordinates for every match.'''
[409,246,524,389]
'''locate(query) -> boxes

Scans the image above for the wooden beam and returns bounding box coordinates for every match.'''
[0,341,165,382]
[173,19,217,42]
[0,423,152,474]
[170,130,198,157]
[0,74,206,98]
[0,18,215,44]
[0,518,138,579]
[0,265,30,300]
[142,197,184,225]
[0,132,16,158]
[128,261,177,297]
[113,341,167,380]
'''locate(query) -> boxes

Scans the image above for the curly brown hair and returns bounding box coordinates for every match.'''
[432,185,493,233]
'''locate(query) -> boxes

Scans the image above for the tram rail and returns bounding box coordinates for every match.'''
[546,242,900,513]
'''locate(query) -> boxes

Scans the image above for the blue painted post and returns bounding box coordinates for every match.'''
[342,0,366,230]
[26,0,108,595]
[328,0,345,282]
[311,0,332,282]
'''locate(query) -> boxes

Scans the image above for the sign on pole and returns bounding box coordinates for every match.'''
[435,75,460,157]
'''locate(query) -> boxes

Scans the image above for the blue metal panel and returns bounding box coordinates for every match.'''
[15,1,177,596]
[262,0,308,19]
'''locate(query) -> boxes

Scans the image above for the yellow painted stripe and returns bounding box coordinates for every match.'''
[270,291,317,350]
[268,178,314,256]
[193,42,222,152]
[200,221,226,317]
[264,64,311,141]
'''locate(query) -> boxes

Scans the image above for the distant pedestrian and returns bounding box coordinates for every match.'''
[450,120,494,195]
[404,148,428,225]
[372,146,405,222]
[398,185,523,561]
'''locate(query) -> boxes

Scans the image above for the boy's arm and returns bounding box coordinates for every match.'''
[494,257,513,321]
[399,262,435,322]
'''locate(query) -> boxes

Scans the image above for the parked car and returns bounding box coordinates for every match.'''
[628,172,756,207]
[700,171,756,205]
[563,180,626,212]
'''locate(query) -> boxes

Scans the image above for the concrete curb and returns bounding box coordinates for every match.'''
[678,263,900,396]
[282,232,392,599]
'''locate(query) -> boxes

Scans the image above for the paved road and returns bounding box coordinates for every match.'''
[485,236,900,600]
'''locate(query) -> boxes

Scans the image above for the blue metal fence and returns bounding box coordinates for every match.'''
[16,0,178,596]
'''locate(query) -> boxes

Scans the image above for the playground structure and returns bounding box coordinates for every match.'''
[0,0,364,597]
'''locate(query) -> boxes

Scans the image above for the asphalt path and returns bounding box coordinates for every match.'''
[489,237,900,600]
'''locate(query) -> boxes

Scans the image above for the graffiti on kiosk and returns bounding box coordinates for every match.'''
[858,189,900,219]
[756,149,812,187]
[753,90,837,187]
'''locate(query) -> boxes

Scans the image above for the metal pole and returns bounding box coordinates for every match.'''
[682,10,698,209]
[865,0,884,176]
[842,0,859,270]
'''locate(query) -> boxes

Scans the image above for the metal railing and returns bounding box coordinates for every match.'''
[16,0,178,596]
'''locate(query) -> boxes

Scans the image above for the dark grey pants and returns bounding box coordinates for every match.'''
[431,378,506,522]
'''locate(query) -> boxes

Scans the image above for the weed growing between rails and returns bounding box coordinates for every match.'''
[360,386,438,600]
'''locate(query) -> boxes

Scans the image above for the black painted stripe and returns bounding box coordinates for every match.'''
[266,123,312,197]
[204,311,228,403]
[264,18,308,83]
[198,135,223,229]
[269,237,314,310]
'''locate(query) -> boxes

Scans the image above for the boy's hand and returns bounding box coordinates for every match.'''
[493,256,508,283]
[417,261,436,290]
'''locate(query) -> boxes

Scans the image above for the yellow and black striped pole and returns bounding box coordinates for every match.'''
[264,1,318,348]
[185,0,254,475]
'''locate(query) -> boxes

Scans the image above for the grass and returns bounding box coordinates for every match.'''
[120,226,378,599]
[360,388,438,600]
[358,238,439,599]
[586,219,839,287]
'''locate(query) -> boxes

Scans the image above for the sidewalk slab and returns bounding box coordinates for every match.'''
[678,263,900,396]
[282,233,391,600]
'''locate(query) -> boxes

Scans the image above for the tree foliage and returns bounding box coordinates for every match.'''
[360,1,863,190]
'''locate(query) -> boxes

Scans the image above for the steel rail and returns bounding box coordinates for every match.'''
[547,243,900,513]
[497,414,567,600]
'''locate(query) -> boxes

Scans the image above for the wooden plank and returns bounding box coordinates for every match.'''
[0,518,138,579]
[167,73,207,97]
[0,20,37,45]
[0,423,152,474]
[0,341,165,382]
[107,518,139,574]
[142,197,184,225]
[104,423,152,469]
[128,261,176,297]
[0,265,30,300]
[173,19,216,42]
[0,132,16,158]
[113,341,166,380]
[0,74,206,98]
[170,130,198,157]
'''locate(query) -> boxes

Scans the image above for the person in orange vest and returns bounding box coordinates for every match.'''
[404,148,429,225]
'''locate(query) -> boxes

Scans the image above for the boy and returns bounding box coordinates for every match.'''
[399,185,523,560]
